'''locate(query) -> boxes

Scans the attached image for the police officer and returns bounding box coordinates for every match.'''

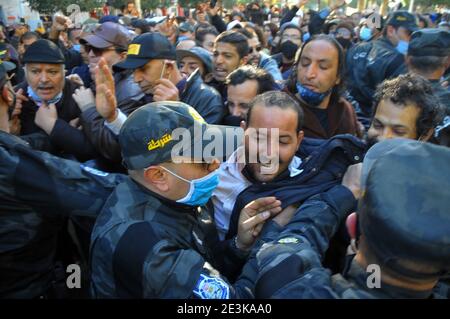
[406,28,450,114]
[346,11,418,127]
[251,139,450,298]
[0,63,126,298]
[90,101,283,298]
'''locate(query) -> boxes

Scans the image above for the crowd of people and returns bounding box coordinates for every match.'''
[0,0,449,299]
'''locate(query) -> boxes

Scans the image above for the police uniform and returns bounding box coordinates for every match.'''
[251,139,450,299]
[0,60,126,297]
[90,101,255,298]
[0,128,125,298]
[407,28,450,115]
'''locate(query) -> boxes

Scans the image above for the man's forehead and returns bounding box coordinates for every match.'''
[248,104,298,132]
[301,41,337,61]
[26,63,63,69]
[214,42,239,54]
[182,56,201,64]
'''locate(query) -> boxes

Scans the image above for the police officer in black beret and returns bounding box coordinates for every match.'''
[250,139,450,298]
[406,28,450,115]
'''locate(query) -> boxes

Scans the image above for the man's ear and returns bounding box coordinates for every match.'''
[296,130,304,150]
[143,166,169,192]
[346,212,358,240]
[240,55,249,66]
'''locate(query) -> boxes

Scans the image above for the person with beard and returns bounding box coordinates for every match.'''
[366,74,444,148]
[207,31,249,103]
[286,34,361,139]
[73,32,224,165]
[271,23,302,80]
[212,91,365,244]
[223,65,278,126]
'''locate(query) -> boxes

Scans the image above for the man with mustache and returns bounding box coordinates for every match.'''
[13,39,97,161]
[286,34,361,139]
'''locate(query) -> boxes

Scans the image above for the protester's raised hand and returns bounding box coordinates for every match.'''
[236,197,282,251]
[330,0,346,10]
[207,1,220,16]
[95,58,117,122]
[298,0,308,7]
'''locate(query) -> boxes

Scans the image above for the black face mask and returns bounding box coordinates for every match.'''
[223,114,245,127]
[280,41,299,60]
[336,37,351,49]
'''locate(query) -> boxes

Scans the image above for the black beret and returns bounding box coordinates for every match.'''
[408,28,450,57]
[22,39,65,64]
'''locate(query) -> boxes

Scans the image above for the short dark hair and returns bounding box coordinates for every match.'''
[286,34,345,107]
[195,26,218,44]
[19,31,40,44]
[226,65,277,95]
[215,31,249,59]
[373,73,444,137]
[247,91,304,133]
[408,55,448,75]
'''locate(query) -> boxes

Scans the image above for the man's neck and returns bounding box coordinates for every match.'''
[354,252,437,293]
[410,68,444,81]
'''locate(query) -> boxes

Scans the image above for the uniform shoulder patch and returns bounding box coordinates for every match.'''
[80,164,109,177]
[277,237,299,244]
[193,274,230,299]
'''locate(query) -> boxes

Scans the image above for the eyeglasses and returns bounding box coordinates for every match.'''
[85,45,117,57]
[248,46,263,54]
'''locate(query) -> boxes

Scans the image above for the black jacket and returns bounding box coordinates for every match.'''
[346,37,407,121]
[81,69,225,164]
[17,81,97,161]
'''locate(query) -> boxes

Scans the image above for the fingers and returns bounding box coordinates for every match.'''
[105,88,117,107]
[252,223,264,237]
[242,211,271,231]
[244,197,281,216]
[16,88,29,102]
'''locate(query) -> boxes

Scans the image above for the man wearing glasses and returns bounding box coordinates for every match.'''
[239,29,283,82]
[79,22,142,104]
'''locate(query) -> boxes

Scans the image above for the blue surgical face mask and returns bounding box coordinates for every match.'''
[302,32,310,42]
[359,26,372,41]
[396,40,409,55]
[27,86,63,107]
[161,166,219,206]
[72,44,81,52]
[296,82,331,106]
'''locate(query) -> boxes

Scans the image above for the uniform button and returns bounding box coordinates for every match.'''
[312,168,317,172]
[354,155,360,161]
